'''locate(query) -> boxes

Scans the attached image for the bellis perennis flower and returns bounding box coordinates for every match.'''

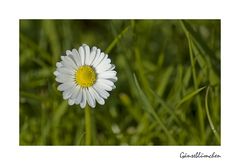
[54,44,117,108]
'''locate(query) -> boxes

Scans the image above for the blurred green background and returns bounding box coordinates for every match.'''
[20,20,220,145]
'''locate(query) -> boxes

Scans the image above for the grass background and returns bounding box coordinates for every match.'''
[20,20,220,145]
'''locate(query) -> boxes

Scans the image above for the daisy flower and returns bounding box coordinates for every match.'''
[54,44,117,108]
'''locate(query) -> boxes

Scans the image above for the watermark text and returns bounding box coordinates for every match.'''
[180,152,221,159]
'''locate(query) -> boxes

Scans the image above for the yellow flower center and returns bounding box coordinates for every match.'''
[75,65,96,87]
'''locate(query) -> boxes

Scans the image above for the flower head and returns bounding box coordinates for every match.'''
[54,44,117,108]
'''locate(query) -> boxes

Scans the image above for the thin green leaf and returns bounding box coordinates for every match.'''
[133,74,177,144]
[176,86,206,108]
[156,66,174,97]
[53,101,68,124]
[182,24,206,143]
[20,33,52,64]
[105,25,130,54]
[150,89,181,124]
[42,20,61,64]
[20,91,46,102]
[134,48,152,100]
[205,86,220,144]
[180,20,215,58]
[180,20,220,73]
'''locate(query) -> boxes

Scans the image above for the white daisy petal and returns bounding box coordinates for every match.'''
[96,63,112,73]
[68,99,75,105]
[55,77,64,83]
[108,64,115,71]
[96,54,110,67]
[53,71,60,76]
[88,89,97,107]
[96,54,111,67]
[97,79,114,87]
[96,82,113,91]
[57,82,74,91]
[84,45,91,65]
[57,67,75,75]
[89,87,105,105]
[63,90,71,100]
[98,71,117,79]
[65,56,78,69]
[70,85,80,100]
[91,48,100,66]
[56,62,63,68]
[72,49,82,67]
[55,76,73,83]
[107,76,118,83]
[79,46,85,66]
[97,58,111,68]
[66,50,72,56]
[74,87,83,104]
[89,46,97,65]
[86,88,96,108]
[80,88,87,108]
[93,52,105,67]
[61,56,76,70]
[93,84,110,99]
[63,85,76,100]
[57,74,75,81]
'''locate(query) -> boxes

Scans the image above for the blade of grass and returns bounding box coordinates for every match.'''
[176,86,206,108]
[105,25,130,54]
[205,86,220,144]
[167,65,183,103]
[42,20,61,65]
[180,20,216,61]
[156,66,174,97]
[53,101,68,124]
[51,101,68,145]
[20,33,52,64]
[119,93,142,122]
[150,89,181,125]
[134,48,152,100]
[182,67,192,92]
[20,91,46,102]
[180,23,206,143]
[133,74,177,145]
[180,20,220,73]
[188,33,205,144]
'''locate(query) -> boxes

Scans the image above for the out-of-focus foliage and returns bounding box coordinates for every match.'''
[20,20,220,145]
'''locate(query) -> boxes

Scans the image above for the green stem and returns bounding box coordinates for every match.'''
[205,86,220,144]
[187,32,205,143]
[105,25,130,54]
[85,105,91,145]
